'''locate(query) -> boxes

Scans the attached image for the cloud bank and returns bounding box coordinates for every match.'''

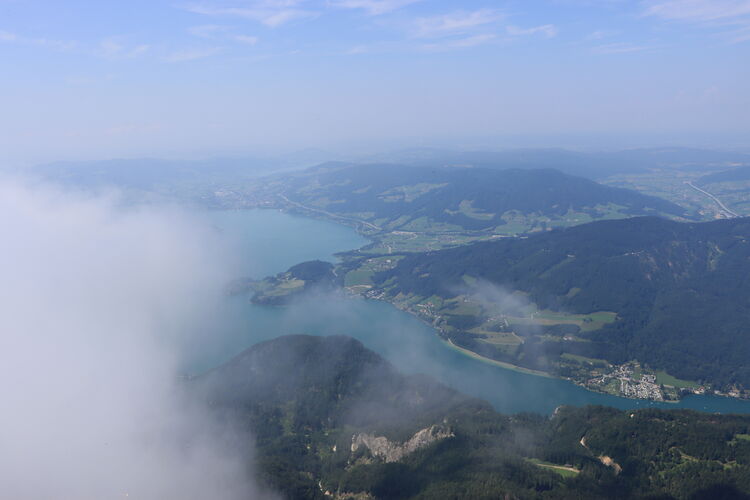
[0,179,271,499]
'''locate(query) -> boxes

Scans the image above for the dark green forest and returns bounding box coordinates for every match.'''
[699,166,750,185]
[195,335,750,500]
[267,163,688,231]
[372,216,750,389]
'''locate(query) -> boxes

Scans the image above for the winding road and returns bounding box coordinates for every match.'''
[685,182,739,218]
[277,194,382,231]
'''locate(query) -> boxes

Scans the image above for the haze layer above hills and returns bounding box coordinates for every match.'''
[197,334,750,500]
[370,216,750,391]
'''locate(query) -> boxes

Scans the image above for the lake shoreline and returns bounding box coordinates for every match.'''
[208,208,750,414]
[372,293,703,403]
[259,205,746,405]
[443,338,553,378]
[282,207,743,405]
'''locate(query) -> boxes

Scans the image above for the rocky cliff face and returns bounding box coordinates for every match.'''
[350,424,454,463]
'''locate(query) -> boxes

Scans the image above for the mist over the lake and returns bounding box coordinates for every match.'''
[0,178,274,499]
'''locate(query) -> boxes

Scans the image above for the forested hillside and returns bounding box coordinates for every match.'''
[368,147,750,180]
[699,166,750,185]
[371,216,750,390]
[195,335,750,500]
[259,163,688,235]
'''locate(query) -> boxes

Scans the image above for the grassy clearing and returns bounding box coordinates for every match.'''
[601,379,621,396]
[444,339,552,377]
[474,331,524,346]
[536,310,617,331]
[494,218,533,235]
[345,269,374,287]
[526,458,580,478]
[656,371,700,389]
[277,279,305,291]
[423,295,444,307]
[445,297,483,316]
[462,274,478,286]
[735,434,750,442]
[345,256,402,285]
[510,309,617,332]
[379,183,447,202]
[453,200,496,220]
[367,231,481,253]
[259,278,306,298]
[398,216,464,233]
[561,353,609,366]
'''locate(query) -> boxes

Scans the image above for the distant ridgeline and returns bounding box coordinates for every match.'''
[370,216,750,392]
[196,335,750,500]
[261,163,688,235]
[250,260,340,305]
[363,147,750,180]
[25,157,293,205]
[698,166,750,185]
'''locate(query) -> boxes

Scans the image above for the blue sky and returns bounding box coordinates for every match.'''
[1,0,749,164]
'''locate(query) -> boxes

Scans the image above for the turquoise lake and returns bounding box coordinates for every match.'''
[190,209,750,416]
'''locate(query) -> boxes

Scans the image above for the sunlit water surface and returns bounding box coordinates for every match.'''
[187,209,750,415]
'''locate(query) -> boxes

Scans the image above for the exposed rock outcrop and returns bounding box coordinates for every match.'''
[351,424,454,463]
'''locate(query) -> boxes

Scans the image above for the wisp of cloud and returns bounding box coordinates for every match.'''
[0,178,272,499]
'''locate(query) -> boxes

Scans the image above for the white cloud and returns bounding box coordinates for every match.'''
[98,37,150,59]
[0,31,149,58]
[730,25,750,41]
[346,31,498,55]
[507,24,559,38]
[586,29,618,40]
[0,29,17,42]
[183,1,316,27]
[233,34,260,44]
[344,8,511,54]
[412,9,505,38]
[166,47,221,62]
[188,24,232,38]
[592,41,651,53]
[328,0,421,15]
[420,33,497,51]
[644,0,750,43]
[63,74,116,86]
[188,25,259,45]
[643,0,750,22]
[346,44,370,54]
[0,179,273,500]
[0,29,76,51]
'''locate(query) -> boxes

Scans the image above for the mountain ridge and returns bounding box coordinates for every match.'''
[367,216,750,392]
[194,334,750,499]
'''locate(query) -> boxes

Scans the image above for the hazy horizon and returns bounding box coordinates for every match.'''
[1,0,749,166]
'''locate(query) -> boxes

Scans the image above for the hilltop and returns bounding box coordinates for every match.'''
[245,163,689,252]
[351,216,750,397]
[366,147,750,180]
[195,334,750,499]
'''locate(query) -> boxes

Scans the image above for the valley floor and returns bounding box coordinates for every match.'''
[238,198,747,404]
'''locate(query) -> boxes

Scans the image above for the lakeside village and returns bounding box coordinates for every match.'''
[586,364,691,402]
[247,250,746,403]
[357,287,740,402]
[582,364,744,402]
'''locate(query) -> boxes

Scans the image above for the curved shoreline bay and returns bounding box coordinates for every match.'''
[192,209,750,415]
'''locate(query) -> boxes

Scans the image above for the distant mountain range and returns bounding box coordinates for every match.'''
[26,157,290,190]
[196,334,750,500]
[27,146,750,194]
[371,216,750,391]
[698,166,750,185]
[24,148,750,224]
[365,147,750,179]
[259,163,689,235]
